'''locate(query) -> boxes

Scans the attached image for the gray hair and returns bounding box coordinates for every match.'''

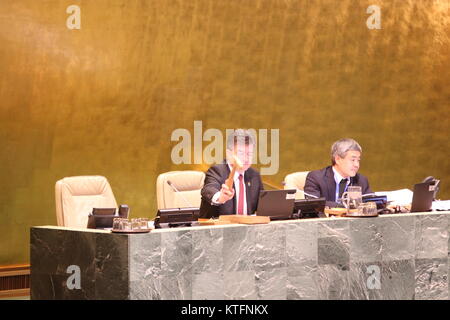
[226,129,255,150]
[331,138,362,165]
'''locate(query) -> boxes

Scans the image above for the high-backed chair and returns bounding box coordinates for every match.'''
[55,176,118,228]
[156,171,205,209]
[283,171,310,199]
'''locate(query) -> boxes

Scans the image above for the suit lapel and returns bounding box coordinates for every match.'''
[325,166,337,201]
[224,163,236,214]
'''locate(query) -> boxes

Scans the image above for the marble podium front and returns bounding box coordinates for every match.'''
[30,211,450,300]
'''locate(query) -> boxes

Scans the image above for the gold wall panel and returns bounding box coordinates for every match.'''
[0,0,449,264]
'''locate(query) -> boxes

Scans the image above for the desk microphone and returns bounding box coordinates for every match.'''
[281,181,319,199]
[166,180,195,208]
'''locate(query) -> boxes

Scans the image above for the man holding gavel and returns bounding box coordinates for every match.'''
[199,129,264,218]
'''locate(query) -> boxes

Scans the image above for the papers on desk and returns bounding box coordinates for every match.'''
[432,200,450,211]
[374,188,450,211]
[375,189,413,206]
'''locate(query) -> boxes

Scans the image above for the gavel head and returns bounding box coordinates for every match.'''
[232,154,244,171]
[225,129,255,172]
[226,146,252,173]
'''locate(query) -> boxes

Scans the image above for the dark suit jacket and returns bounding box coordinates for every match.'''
[199,162,264,218]
[304,166,372,207]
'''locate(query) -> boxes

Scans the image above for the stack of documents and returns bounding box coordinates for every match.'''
[432,200,450,211]
[375,189,413,206]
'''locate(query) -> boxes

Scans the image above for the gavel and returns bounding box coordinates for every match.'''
[225,155,244,190]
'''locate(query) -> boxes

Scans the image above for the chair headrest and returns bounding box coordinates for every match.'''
[59,176,112,196]
[162,171,205,191]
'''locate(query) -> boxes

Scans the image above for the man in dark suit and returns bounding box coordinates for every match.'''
[304,138,372,207]
[200,129,264,218]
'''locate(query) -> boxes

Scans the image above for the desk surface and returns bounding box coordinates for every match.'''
[34,210,450,234]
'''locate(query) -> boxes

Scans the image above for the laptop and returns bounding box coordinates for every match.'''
[410,181,435,212]
[256,189,296,220]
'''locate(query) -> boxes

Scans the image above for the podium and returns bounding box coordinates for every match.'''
[31,211,450,300]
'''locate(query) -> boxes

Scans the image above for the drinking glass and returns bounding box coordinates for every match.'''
[123,219,131,231]
[341,186,362,213]
[131,218,140,230]
[140,218,149,230]
[358,202,377,215]
[113,218,121,230]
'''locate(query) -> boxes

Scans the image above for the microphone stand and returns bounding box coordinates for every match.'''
[164,180,199,227]
[281,181,319,199]
[167,180,196,208]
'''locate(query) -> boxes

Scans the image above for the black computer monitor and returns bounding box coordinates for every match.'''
[362,194,387,210]
[293,197,326,219]
[154,207,200,228]
[87,208,117,229]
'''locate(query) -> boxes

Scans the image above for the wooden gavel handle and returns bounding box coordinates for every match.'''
[225,166,237,190]
[224,154,243,190]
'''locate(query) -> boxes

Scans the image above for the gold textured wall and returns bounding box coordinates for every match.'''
[0,0,449,264]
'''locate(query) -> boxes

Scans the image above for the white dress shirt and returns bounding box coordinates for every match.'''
[332,166,350,202]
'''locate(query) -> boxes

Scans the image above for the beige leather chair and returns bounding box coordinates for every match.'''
[156,171,205,209]
[55,176,118,228]
[284,171,310,199]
